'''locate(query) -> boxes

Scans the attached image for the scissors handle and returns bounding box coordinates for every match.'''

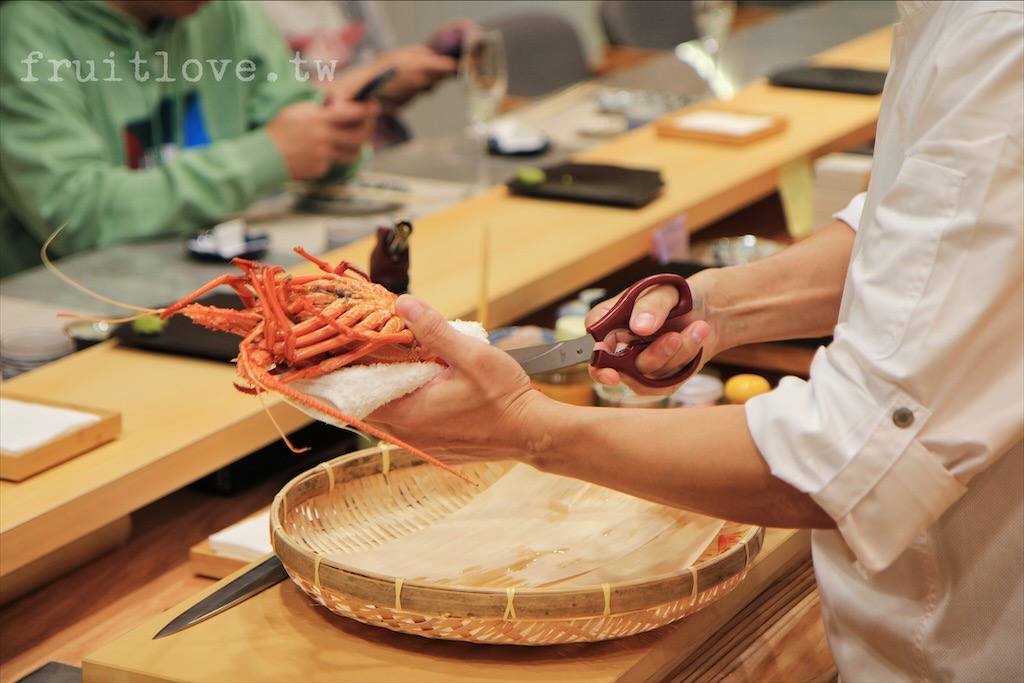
[588,273,703,388]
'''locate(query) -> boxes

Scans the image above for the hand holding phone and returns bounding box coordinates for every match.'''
[352,67,397,101]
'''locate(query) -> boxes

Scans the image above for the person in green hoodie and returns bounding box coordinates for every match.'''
[0,0,379,278]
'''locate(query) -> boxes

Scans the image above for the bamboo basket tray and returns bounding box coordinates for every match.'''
[271,445,765,646]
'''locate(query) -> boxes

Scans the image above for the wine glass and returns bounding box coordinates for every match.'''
[460,29,508,193]
[692,0,736,99]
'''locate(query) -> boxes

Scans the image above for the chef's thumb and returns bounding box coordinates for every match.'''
[394,294,478,369]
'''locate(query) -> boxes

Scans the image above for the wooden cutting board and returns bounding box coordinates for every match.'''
[84,528,812,683]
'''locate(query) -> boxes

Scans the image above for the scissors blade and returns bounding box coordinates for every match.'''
[504,335,596,375]
[153,554,288,639]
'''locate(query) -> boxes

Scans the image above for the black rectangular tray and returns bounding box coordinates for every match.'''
[112,292,243,362]
[507,162,664,208]
[768,66,887,95]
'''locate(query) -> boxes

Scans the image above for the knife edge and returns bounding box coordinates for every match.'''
[153,554,289,639]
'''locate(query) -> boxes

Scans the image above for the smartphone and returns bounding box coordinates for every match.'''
[352,67,397,101]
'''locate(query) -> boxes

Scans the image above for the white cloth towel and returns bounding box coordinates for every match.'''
[288,320,487,426]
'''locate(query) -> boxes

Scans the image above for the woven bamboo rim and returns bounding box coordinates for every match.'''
[271,445,765,645]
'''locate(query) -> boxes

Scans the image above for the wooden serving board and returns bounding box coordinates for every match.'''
[0,393,121,482]
[655,107,788,145]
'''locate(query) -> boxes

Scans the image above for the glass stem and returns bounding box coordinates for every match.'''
[473,121,490,192]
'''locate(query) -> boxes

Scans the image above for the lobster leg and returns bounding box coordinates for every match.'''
[247,265,285,349]
[293,246,335,274]
[178,304,262,336]
[162,273,253,318]
[279,341,393,382]
[293,312,410,360]
[294,246,371,281]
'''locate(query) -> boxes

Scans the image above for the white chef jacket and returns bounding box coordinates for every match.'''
[745,1,1023,680]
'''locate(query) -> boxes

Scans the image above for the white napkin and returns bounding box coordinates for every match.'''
[0,398,101,453]
[288,320,487,426]
[208,513,273,560]
[488,118,550,155]
[212,218,248,258]
[670,111,776,137]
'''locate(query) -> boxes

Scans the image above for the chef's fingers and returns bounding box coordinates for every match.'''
[588,319,705,388]
[629,284,682,337]
[589,365,623,387]
[590,321,709,396]
[634,320,709,379]
[394,294,494,375]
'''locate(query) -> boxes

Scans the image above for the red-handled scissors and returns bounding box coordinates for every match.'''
[503,273,702,388]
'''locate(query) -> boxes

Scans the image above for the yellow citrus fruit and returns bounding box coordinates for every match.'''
[724,374,771,404]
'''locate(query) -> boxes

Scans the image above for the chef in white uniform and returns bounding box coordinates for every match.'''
[370,2,1023,680]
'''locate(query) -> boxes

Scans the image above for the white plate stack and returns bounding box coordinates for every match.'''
[0,328,75,380]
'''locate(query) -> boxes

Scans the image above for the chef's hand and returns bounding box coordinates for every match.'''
[368,295,544,463]
[587,276,714,394]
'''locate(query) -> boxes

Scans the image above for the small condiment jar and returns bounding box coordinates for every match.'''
[533,365,595,406]
[670,373,724,408]
[593,381,670,409]
[530,314,595,406]
[490,325,595,406]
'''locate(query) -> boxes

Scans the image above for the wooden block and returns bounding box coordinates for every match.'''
[189,539,251,580]
[656,107,787,145]
[190,508,271,579]
[0,393,121,481]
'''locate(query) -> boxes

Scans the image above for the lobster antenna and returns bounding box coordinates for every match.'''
[250,368,366,455]
[41,225,162,317]
[254,389,311,454]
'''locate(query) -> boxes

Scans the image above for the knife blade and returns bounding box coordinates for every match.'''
[153,554,288,639]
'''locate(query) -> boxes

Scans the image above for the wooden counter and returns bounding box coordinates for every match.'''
[0,27,891,598]
[319,28,891,328]
[0,349,310,585]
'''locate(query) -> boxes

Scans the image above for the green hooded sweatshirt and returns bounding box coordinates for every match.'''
[0,0,342,278]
